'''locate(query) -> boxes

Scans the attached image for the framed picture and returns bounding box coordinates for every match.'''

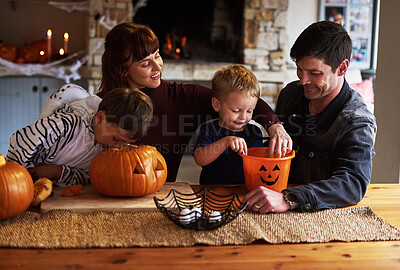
[319,0,375,69]
[325,6,346,26]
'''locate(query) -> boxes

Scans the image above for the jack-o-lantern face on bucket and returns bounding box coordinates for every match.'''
[241,147,295,192]
[259,164,280,186]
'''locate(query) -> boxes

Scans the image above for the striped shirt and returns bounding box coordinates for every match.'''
[7,88,102,186]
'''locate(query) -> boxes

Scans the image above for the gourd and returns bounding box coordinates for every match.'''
[89,145,167,197]
[0,155,34,220]
[17,44,39,63]
[16,40,56,64]
[0,43,17,62]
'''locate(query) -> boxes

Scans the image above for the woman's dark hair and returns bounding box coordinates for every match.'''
[290,21,352,72]
[98,88,153,140]
[98,23,159,97]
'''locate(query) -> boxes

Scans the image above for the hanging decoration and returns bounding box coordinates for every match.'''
[98,0,148,30]
[48,1,89,13]
[0,0,148,83]
[0,51,88,83]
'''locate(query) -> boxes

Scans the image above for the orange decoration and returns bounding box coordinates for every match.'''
[0,43,17,62]
[241,147,295,192]
[31,39,56,60]
[0,155,34,220]
[89,145,167,197]
[17,44,39,63]
[61,184,83,197]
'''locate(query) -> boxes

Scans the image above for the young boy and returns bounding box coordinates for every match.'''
[194,64,266,185]
[6,85,153,186]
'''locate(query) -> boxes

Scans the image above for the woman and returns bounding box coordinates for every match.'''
[97,22,292,182]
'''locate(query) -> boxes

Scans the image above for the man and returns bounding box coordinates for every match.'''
[244,21,377,213]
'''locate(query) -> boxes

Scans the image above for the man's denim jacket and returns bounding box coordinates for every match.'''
[276,80,377,212]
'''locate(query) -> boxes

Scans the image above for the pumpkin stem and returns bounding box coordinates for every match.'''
[121,145,137,152]
[0,155,5,166]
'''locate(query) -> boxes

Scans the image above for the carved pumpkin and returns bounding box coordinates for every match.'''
[241,147,295,192]
[89,145,168,197]
[0,155,34,220]
[0,43,17,62]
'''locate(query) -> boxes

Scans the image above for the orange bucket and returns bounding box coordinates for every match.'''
[240,147,295,192]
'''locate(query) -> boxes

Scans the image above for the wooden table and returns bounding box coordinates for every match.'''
[1,184,399,269]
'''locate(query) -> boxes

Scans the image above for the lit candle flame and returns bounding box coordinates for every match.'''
[40,50,45,56]
[47,29,52,61]
[59,48,65,55]
[63,32,69,54]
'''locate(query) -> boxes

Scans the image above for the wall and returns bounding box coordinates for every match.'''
[0,1,86,56]
[286,0,319,65]
[371,0,400,183]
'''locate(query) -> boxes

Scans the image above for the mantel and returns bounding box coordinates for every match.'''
[80,61,297,84]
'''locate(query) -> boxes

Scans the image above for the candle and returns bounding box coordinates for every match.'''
[63,32,69,54]
[57,48,66,60]
[38,50,46,64]
[47,29,52,61]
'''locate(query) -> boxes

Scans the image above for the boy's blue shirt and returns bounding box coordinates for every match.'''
[196,119,264,185]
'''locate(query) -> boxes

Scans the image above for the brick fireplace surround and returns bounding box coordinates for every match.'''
[84,0,297,106]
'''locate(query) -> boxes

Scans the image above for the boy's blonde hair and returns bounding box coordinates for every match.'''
[211,64,260,100]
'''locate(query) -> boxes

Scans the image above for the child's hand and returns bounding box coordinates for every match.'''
[225,136,248,155]
[28,163,63,181]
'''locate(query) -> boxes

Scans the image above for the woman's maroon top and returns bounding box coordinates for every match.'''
[101,79,279,182]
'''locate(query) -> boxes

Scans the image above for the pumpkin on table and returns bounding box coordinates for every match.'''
[0,154,34,220]
[89,145,168,197]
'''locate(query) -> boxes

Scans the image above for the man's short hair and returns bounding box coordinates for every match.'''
[290,21,352,72]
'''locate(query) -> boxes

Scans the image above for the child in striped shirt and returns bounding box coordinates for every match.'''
[6,85,153,186]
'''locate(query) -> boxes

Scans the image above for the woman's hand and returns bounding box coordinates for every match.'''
[267,123,292,158]
[28,163,62,181]
[243,186,290,214]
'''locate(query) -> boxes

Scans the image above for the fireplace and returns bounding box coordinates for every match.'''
[133,0,244,62]
[85,0,293,105]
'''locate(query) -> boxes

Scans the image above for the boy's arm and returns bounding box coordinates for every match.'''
[7,112,91,185]
[28,163,90,186]
[6,115,66,169]
[58,166,90,185]
[194,136,248,166]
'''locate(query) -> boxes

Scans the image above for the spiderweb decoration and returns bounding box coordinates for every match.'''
[0,0,148,83]
[48,1,89,13]
[0,51,88,83]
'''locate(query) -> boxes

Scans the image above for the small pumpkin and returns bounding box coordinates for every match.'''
[89,145,168,197]
[0,43,17,62]
[31,39,56,60]
[0,154,34,220]
[17,44,39,63]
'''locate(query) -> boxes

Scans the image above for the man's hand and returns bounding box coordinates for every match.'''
[267,123,292,158]
[28,163,62,181]
[243,186,290,214]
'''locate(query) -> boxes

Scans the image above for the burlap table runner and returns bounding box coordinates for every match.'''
[0,206,399,248]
